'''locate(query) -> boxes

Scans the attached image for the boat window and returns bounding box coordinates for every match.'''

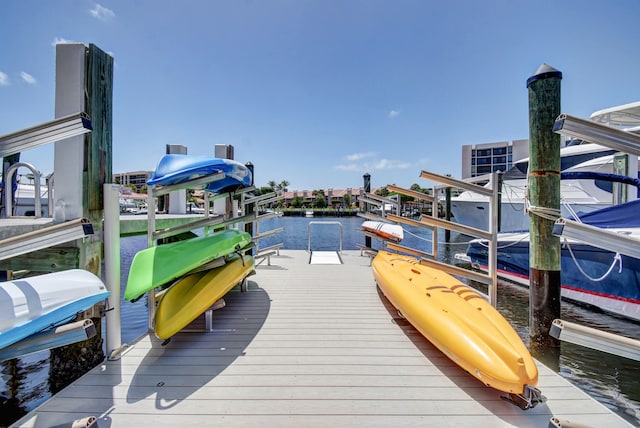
[594,180,613,194]
[560,150,617,171]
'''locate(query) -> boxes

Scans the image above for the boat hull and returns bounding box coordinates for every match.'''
[0,270,110,349]
[147,154,252,194]
[124,229,252,301]
[466,234,640,322]
[372,251,538,394]
[154,254,255,339]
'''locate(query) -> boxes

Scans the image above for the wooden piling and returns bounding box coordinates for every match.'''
[526,64,562,358]
[49,43,114,391]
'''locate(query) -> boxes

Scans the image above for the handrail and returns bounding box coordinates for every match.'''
[4,162,42,218]
[308,221,343,253]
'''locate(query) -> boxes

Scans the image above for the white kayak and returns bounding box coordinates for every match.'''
[361,221,404,241]
[0,269,110,349]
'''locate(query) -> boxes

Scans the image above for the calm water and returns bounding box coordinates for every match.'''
[1,216,639,426]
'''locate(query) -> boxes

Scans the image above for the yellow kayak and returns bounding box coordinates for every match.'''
[154,254,255,340]
[372,251,538,397]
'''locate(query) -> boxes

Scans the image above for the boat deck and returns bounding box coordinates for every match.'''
[12,250,632,427]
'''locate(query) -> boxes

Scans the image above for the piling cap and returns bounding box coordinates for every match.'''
[526,63,562,88]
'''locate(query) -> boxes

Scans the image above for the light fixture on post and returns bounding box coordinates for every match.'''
[553,113,640,156]
[0,112,92,158]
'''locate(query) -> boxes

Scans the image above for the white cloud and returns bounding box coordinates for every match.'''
[346,152,376,161]
[335,163,361,171]
[90,4,115,21]
[388,110,400,119]
[20,72,36,85]
[335,156,412,172]
[52,37,74,46]
[0,72,9,86]
[369,158,412,170]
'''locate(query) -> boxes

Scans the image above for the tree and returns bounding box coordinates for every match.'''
[278,180,290,192]
[291,196,303,208]
[375,186,390,197]
[313,189,326,208]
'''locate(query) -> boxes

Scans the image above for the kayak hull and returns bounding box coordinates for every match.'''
[372,250,538,394]
[0,270,109,349]
[124,229,252,301]
[147,154,252,194]
[154,254,255,339]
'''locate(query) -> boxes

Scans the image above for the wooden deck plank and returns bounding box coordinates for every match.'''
[11,250,633,427]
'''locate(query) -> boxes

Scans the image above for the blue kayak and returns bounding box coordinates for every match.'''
[147,154,252,194]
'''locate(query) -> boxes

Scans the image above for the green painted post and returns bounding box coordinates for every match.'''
[526,64,562,358]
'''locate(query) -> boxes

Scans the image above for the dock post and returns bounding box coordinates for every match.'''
[244,162,255,255]
[104,183,123,359]
[49,42,114,391]
[363,173,371,248]
[526,64,562,359]
[444,186,451,241]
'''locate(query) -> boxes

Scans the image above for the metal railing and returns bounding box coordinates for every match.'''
[308,221,343,253]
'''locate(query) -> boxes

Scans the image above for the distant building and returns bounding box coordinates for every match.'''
[460,139,529,179]
[282,188,367,208]
[113,170,152,191]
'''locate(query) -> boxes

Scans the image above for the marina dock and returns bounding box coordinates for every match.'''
[11,250,631,427]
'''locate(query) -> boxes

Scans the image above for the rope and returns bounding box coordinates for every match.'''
[401,226,469,248]
[563,238,623,282]
[473,233,530,250]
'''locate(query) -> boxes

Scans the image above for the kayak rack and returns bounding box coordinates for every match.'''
[357,171,500,307]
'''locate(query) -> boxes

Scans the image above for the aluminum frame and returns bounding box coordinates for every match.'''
[0,112,92,158]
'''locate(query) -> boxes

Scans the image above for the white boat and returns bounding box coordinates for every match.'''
[2,182,50,217]
[451,102,640,232]
[451,143,621,231]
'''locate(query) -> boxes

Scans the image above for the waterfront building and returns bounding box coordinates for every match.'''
[460,139,529,180]
[113,170,153,192]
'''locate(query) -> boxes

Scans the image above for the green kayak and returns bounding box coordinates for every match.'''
[124,229,252,301]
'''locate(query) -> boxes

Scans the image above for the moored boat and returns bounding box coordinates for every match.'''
[372,250,542,408]
[452,101,640,232]
[0,270,110,349]
[466,199,640,322]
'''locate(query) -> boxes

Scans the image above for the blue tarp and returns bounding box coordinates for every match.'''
[576,198,640,228]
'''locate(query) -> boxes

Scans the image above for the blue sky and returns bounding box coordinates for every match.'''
[1,0,639,192]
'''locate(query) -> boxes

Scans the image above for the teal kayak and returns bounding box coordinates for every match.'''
[124,229,252,301]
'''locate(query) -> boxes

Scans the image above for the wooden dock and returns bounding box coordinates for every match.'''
[12,250,632,427]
